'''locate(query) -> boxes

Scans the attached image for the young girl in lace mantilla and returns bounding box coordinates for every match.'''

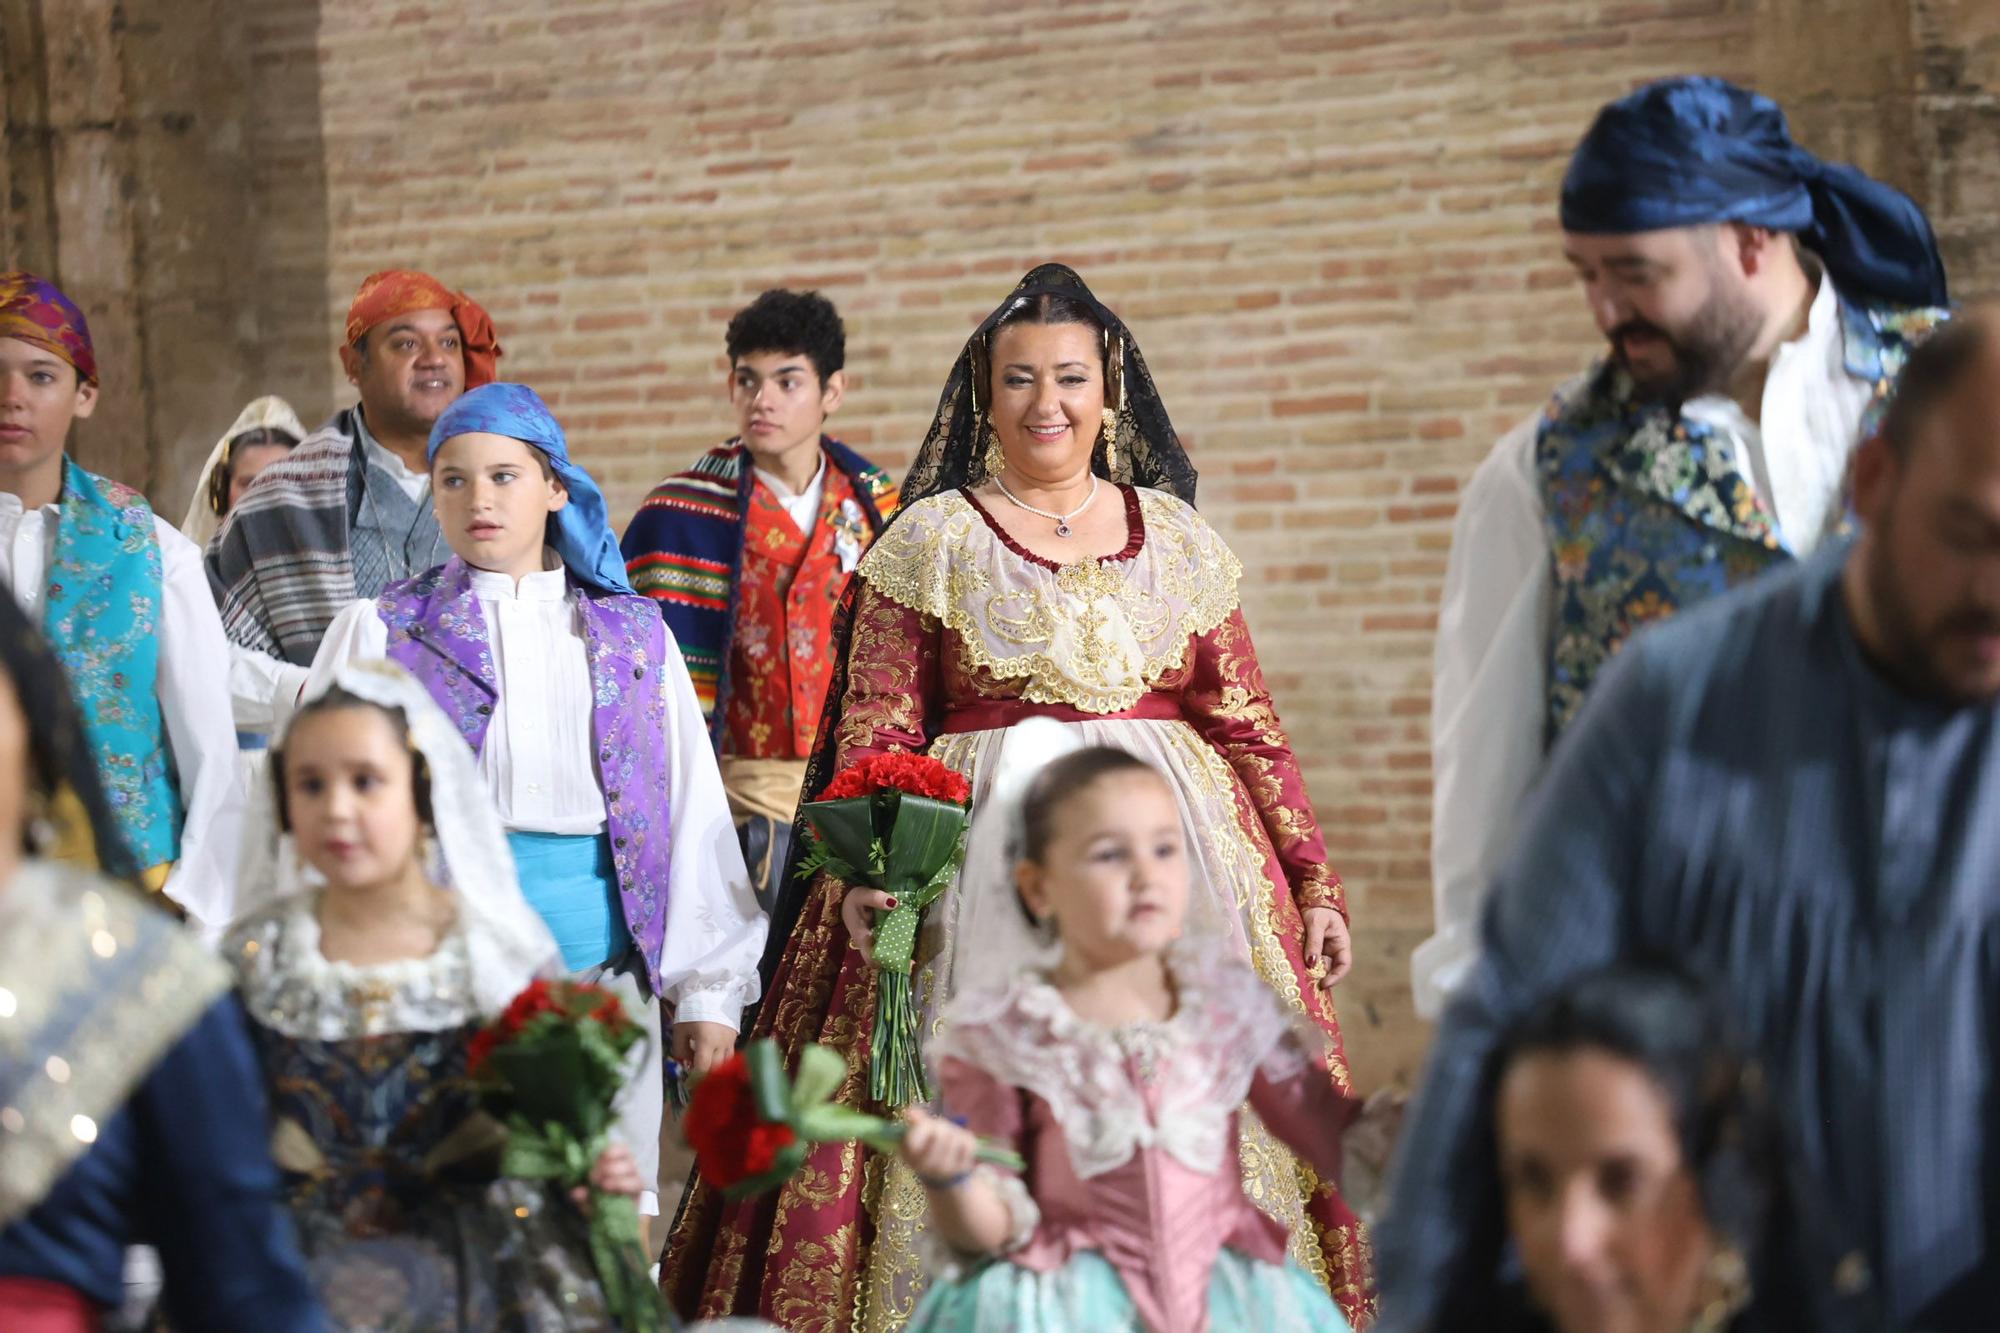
[896,725,1359,1333]
[224,661,646,1331]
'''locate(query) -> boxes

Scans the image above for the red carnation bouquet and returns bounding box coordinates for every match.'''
[816,752,974,806]
[471,978,668,1331]
[685,1039,1020,1198]
[799,752,972,1107]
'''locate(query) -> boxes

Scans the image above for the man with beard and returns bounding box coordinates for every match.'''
[1379,307,2000,1331]
[1414,77,1950,1019]
[206,270,501,738]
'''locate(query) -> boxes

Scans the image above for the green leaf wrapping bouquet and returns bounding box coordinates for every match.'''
[798,751,973,1107]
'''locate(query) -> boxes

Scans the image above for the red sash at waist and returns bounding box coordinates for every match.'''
[0,1278,100,1333]
[939,692,1184,735]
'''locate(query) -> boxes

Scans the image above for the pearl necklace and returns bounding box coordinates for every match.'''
[994,474,1099,538]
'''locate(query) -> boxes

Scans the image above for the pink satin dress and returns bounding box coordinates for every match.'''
[918,946,1360,1333]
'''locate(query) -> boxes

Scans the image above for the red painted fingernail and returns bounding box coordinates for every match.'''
[1306,955,1318,968]
[885,897,899,908]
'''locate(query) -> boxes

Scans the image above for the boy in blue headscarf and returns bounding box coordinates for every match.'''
[1417,76,1950,1021]
[301,382,765,1230]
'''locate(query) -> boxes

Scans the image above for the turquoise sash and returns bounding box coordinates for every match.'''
[505,830,629,972]
[42,459,180,870]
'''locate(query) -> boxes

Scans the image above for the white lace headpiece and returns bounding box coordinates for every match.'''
[178,395,307,548]
[949,717,1086,998]
[230,659,559,1014]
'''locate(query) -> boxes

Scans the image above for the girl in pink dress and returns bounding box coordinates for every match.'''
[897,729,1358,1333]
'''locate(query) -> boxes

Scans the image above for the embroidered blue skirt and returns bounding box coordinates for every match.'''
[504,830,629,972]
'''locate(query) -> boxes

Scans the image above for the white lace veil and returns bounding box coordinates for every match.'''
[179,395,307,548]
[230,659,560,1014]
[947,718,1083,999]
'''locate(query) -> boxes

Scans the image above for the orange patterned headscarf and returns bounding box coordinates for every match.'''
[343,269,502,389]
[0,270,97,387]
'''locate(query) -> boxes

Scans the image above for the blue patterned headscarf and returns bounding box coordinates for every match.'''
[427,383,635,596]
[1561,76,1948,309]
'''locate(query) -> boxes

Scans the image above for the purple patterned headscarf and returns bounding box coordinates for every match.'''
[0,271,97,386]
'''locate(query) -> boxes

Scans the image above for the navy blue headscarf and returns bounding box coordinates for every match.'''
[428,383,636,596]
[1561,76,1948,309]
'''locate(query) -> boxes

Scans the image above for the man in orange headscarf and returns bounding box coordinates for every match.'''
[206,269,502,735]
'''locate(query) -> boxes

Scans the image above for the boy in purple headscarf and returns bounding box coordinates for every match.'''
[1417,76,1951,1021]
[301,382,764,1229]
[0,271,241,930]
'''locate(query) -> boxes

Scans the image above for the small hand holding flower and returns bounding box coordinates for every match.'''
[570,1142,645,1212]
[672,1019,738,1076]
[470,978,666,1329]
[900,1107,979,1190]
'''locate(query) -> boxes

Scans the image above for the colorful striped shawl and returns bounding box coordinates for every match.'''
[620,438,897,749]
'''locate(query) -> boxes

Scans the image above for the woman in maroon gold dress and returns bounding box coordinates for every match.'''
[664,263,1372,1330]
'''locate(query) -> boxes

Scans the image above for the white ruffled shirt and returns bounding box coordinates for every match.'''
[313,565,606,834]
[0,493,242,933]
[1418,274,1875,1019]
[303,563,764,1028]
[753,452,826,534]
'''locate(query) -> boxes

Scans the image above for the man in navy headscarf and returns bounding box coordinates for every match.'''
[1414,76,1951,1022]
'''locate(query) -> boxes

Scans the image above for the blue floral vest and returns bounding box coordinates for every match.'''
[42,459,181,870]
[1537,299,1947,745]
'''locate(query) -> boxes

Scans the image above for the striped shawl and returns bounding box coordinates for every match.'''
[620,438,898,748]
[205,407,362,666]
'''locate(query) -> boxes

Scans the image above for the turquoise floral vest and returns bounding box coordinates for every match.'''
[1537,299,1947,745]
[42,459,181,869]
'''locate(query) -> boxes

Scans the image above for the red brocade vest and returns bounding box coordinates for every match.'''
[726,465,868,759]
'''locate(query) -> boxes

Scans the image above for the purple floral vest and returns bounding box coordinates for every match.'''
[378,558,674,990]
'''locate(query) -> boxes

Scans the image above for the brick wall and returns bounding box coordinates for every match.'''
[9,0,1995,1090]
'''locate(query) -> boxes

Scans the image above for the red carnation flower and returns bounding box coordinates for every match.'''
[684,1053,766,1189]
[819,753,970,806]
[497,978,559,1039]
[466,1025,499,1076]
[743,1121,798,1177]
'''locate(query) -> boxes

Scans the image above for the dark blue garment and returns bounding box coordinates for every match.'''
[0,994,325,1330]
[1560,75,1948,309]
[1378,541,2000,1330]
[241,1010,615,1328]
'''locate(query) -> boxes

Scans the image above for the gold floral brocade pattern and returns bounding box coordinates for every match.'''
[1182,607,1347,920]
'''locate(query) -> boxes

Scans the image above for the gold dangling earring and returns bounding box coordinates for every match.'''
[38,782,99,869]
[1103,333,1124,477]
[1692,1247,1751,1332]
[982,417,1006,482]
